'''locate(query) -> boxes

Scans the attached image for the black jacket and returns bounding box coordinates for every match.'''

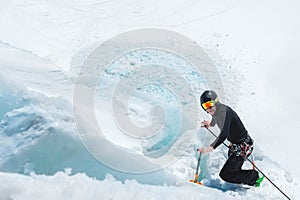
[210,103,248,149]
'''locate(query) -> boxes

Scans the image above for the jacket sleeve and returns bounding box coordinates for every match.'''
[210,110,231,149]
[210,117,216,127]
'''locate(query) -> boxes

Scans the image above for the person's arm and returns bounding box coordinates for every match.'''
[210,117,216,127]
[210,110,231,149]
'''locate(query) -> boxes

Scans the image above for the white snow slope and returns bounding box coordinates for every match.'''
[1,0,300,199]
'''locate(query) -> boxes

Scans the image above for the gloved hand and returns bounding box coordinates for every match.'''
[197,146,214,154]
[201,120,210,128]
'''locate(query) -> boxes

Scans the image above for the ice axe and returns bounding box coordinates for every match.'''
[189,151,203,185]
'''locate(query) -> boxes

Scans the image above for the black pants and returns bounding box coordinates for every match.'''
[219,152,258,186]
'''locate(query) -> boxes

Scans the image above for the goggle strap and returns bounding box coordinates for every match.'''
[214,97,219,103]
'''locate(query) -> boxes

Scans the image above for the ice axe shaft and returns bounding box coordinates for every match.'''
[189,151,203,185]
[194,151,202,182]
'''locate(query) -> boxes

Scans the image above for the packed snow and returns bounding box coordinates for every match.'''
[1,0,300,199]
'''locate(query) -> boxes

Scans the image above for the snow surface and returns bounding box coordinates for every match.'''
[1,0,300,199]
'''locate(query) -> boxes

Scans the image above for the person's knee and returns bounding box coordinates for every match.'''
[219,168,230,181]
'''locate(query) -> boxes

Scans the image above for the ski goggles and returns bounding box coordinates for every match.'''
[202,98,218,110]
